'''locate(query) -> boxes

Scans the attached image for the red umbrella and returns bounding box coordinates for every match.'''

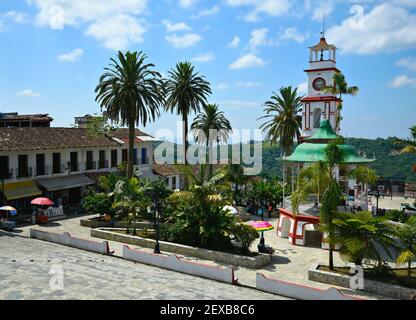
[31,197,54,206]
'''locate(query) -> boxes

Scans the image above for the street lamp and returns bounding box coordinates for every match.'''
[153,203,161,254]
[258,200,266,252]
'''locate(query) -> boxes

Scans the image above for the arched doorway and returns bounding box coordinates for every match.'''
[313,108,322,128]
[280,217,292,238]
[303,223,322,248]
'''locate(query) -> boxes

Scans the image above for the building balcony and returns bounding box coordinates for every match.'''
[16,167,32,179]
[0,170,14,181]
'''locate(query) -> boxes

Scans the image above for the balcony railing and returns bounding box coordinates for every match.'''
[52,164,66,175]
[98,160,109,169]
[16,167,32,178]
[85,161,97,171]
[34,166,48,177]
[0,170,13,180]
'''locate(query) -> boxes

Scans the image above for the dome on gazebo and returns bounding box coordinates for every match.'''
[284,120,375,164]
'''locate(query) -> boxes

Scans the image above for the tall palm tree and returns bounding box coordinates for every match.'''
[396,125,416,172]
[258,86,303,156]
[322,72,359,131]
[224,164,250,205]
[165,62,212,165]
[191,104,232,180]
[95,51,164,178]
[321,140,346,270]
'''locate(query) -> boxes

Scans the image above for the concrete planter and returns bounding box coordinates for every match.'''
[308,264,416,300]
[80,218,155,229]
[91,228,272,269]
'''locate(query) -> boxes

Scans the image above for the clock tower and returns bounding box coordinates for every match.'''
[301,36,341,136]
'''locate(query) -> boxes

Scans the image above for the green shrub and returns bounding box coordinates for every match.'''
[230,223,259,254]
[82,188,114,217]
[386,209,409,223]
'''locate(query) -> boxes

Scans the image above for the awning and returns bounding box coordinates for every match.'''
[35,174,95,192]
[1,180,42,200]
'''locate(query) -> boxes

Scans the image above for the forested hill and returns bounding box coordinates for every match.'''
[154,137,416,182]
[261,137,416,182]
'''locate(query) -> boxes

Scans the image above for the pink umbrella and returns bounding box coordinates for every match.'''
[31,197,54,206]
[248,220,274,232]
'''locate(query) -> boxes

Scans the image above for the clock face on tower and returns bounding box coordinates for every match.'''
[312,77,326,91]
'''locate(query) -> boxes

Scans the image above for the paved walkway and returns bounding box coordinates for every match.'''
[0,232,284,300]
[13,214,388,300]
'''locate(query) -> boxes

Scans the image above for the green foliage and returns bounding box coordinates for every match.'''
[258,86,303,155]
[386,209,410,223]
[82,188,114,217]
[85,115,117,138]
[332,211,397,266]
[245,179,283,208]
[230,223,259,254]
[95,51,164,178]
[395,216,416,277]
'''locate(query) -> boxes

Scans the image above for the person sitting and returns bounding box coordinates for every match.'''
[103,213,113,227]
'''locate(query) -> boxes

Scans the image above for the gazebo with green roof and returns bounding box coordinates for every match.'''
[284,120,375,165]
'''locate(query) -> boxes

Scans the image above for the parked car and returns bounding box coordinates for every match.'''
[400,203,416,214]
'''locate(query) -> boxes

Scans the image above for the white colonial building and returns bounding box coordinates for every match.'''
[0,126,157,215]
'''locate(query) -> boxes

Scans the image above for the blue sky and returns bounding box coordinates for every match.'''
[0,0,415,141]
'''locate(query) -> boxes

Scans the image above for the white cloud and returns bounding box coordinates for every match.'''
[165,33,202,48]
[162,20,191,33]
[396,56,416,71]
[236,81,261,88]
[390,75,416,87]
[192,6,220,19]
[191,52,215,63]
[214,83,229,90]
[17,89,42,97]
[229,54,266,70]
[215,100,260,110]
[312,1,334,22]
[179,0,197,9]
[30,0,147,49]
[4,11,29,23]
[326,3,416,54]
[248,28,269,50]
[57,48,84,62]
[279,27,306,44]
[225,0,292,22]
[86,14,146,50]
[297,81,308,95]
[229,36,241,48]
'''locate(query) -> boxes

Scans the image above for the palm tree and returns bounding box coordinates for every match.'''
[258,86,303,155]
[191,104,232,180]
[396,125,416,172]
[95,51,164,179]
[321,140,346,270]
[332,211,396,266]
[165,62,212,165]
[322,72,359,131]
[292,161,330,213]
[396,216,416,278]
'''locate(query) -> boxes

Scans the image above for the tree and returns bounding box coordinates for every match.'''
[111,177,150,235]
[396,216,416,278]
[321,140,346,270]
[224,164,250,205]
[292,161,330,213]
[165,62,212,166]
[95,51,164,178]
[191,104,232,180]
[332,211,396,266]
[395,125,416,172]
[322,72,359,132]
[258,86,303,155]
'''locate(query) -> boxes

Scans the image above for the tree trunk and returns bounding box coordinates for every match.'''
[208,140,214,180]
[182,113,189,165]
[127,116,135,179]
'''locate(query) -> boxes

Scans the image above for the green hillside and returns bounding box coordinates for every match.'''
[154,137,416,182]
[260,137,416,182]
